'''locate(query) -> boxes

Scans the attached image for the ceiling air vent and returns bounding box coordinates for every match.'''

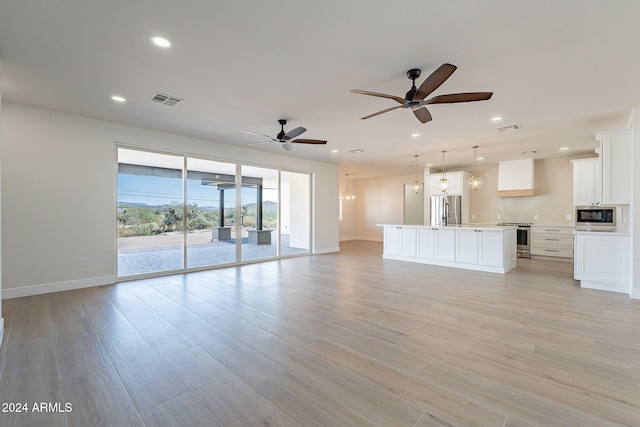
[497,124,523,132]
[150,92,182,106]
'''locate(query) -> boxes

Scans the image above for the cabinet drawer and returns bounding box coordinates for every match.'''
[531,227,575,235]
[531,234,573,246]
[531,246,573,257]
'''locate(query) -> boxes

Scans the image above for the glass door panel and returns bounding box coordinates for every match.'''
[280,171,311,255]
[240,165,278,262]
[186,158,237,268]
[117,148,184,277]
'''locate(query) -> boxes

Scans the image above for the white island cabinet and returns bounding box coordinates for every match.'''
[378,225,517,274]
[574,231,631,295]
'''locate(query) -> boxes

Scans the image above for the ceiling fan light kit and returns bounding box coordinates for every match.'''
[351,63,493,124]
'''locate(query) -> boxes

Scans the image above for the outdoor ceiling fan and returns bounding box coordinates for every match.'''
[243,119,327,151]
[350,63,493,123]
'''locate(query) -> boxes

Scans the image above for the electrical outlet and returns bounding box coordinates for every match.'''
[79,257,87,267]
[471,214,476,219]
[497,214,502,220]
[566,214,572,220]
[534,214,539,220]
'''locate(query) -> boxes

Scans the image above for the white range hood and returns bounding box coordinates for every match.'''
[497,158,535,197]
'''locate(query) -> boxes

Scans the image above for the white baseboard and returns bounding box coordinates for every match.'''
[631,288,640,299]
[313,246,340,255]
[356,236,383,242]
[2,275,116,299]
[0,318,4,348]
[339,236,357,242]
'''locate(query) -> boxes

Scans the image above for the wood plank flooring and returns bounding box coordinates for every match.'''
[1,240,640,426]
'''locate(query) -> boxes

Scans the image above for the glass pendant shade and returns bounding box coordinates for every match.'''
[467,175,484,190]
[410,154,423,194]
[343,174,355,200]
[437,150,449,193]
[436,178,450,192]
[467,145,483,190]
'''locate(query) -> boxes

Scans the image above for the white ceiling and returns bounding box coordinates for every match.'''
[1,1,639,180]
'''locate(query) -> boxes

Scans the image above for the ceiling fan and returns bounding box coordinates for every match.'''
[351,63,493,123]
[243,119,327,151]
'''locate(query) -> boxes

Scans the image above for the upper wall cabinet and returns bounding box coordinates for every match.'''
[571,157,601,206]
[597,128,632,205]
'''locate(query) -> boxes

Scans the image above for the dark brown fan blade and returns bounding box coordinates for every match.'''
[412,107,432,123]
[425,92,493,104]
[283,126,306,140]
[414,63,457,100]
[291,139,327,145]
[350,89,405,105]
[360,105,403,120]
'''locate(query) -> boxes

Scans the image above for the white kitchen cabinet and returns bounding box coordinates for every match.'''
[417,227,456,261]
[597,128,632,205]
[379,225,516,274]
[574,231,631,295]
[456,228,504,268]
[570,158,601,206]
[384,226,416,257]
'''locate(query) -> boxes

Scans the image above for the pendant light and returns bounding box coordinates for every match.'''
[467,145,484,190]
[342,173,355,200]
[436,150,450,193]
[410,154,423,194]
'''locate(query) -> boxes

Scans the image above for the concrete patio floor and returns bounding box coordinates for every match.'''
[118,230,308,277]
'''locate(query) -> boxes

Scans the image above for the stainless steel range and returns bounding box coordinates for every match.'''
[497,222,532,258]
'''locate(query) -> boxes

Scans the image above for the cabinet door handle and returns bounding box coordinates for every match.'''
[545,249,560,252]
[545,229,560,232]
[545,238,560,241]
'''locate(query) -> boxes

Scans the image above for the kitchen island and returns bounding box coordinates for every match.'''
[378,224,517,274]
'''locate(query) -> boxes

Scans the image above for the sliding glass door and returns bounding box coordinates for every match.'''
[240,165,279,262]
[117,147,312,278]
[117,148,184,277]
[186,158,237,269]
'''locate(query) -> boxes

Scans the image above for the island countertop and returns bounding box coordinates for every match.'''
[376,224,516,231]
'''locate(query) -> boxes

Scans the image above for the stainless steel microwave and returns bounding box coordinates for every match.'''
[575,206,615,226]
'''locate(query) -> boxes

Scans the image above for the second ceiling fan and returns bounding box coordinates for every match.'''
[243,119,327,152]
[351,63,493,123]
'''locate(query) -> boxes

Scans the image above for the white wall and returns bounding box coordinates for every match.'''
[631,107,639,299]
[1,102,339,298]
[338,174,414,241]
[0,58,4,340]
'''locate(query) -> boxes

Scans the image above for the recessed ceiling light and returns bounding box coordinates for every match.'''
[491,116,503,122]
[349,149,364,154]
[331,150,338,154]
[111,95,126,103]
[411,133,421,138]
[559,146,569,151]
[151,36,171,48]
[477,157,484,161]
[426,163,433,167]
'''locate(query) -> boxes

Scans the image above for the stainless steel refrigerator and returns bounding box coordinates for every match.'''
[430,195,462,226]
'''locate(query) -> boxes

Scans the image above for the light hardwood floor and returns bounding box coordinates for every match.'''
[1,240,639,426]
